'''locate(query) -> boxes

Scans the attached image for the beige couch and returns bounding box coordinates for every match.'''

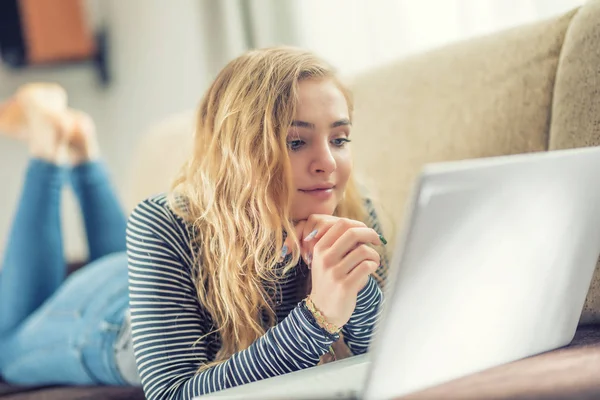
[128,1,600,327]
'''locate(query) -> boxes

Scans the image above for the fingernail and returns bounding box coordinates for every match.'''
[378,234,388,245]
[306,252,312,268]
[280,245,288,259]
[304,229,318,241]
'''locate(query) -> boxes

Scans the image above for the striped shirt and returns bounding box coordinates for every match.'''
[126,194,387,400]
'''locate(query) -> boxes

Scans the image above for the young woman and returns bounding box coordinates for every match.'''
[0,47,387,400]
[126,46,388,399]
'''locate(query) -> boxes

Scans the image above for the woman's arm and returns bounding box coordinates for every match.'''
[340,276,384,355]
[127,197,337,400]
[341,198,389,355]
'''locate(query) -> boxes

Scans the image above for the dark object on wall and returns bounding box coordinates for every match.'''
[0,0,110,86]
[0,0,27,67]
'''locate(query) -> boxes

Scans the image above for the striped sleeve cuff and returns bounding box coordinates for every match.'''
[342,277,384,355]
[289,304,339,349]
[354,276,383,312]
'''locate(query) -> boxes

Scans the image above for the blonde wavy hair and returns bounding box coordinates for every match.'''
[169,46,370,370]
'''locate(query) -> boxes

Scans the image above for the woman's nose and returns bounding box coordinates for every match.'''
[311,144,336,174]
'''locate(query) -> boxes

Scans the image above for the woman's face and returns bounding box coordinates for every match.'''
[287,78,352,221]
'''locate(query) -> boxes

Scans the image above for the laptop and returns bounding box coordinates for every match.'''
[199,146,600,400]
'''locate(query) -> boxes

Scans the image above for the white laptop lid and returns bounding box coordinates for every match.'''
[364,147,600,400]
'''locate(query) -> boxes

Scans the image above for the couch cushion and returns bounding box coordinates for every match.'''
[126,110,194,212]
[348,9,577,244]
[548,0,600,324]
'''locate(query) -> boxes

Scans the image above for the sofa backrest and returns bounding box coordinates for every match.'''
[546,0,600,324]
[126,110,195,211]
[347,1,600,325]
[127,6,590,238]
[126,1,600,323]
[347,8,578,241]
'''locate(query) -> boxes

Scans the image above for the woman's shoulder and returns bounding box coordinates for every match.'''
[127,193,195,262]
[130,193,188,227]
[129,193,183,226]
[127,194,200,297]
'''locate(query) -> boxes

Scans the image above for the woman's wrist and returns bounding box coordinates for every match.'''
[298,300,341,343]
[302,296,343,335]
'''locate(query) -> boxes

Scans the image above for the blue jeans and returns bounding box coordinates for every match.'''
[0,159,130,386]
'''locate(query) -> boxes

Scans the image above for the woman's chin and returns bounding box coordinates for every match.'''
[291,204,338,221]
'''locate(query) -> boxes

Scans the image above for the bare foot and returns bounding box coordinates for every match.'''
[0,83,68,137]
[0,98,28,140]
[16,83,70,164]
[65,109,100,165]
[1,84,101,165]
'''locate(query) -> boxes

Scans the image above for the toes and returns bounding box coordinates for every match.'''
[0,99,28,138]
[16,84,68,125]
[17,83,67,110]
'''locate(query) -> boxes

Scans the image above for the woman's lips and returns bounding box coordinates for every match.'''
[300,187,334,199]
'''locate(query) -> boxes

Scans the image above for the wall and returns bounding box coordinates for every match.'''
[295,0,585,76]
[0,0,207,261]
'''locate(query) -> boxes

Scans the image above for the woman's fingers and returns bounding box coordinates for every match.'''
[323,226,381,262]
[346,260,379,293]
[280,220,306,261]
[303,215,366,244]
[301,214,339,242]
[282,216,364,266]
[301,215,357,267]
[335,244,380,277]
[314,219,370,255]
[280,216,380,273]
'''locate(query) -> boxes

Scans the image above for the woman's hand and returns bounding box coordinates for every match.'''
[292,214,344,265]
[284,214,370,266]
[287,216,382,329]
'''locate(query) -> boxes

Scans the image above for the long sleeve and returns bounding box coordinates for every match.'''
[126,197,336,400]
[341,277,384,355]
[340,198,389,355]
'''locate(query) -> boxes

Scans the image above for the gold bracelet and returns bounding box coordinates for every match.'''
[304,296,342,335]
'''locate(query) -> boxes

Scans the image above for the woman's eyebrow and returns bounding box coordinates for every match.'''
[291,118,352,129]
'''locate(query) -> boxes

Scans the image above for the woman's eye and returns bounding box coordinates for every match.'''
[287,139,305,151]
[332,138,351,147]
